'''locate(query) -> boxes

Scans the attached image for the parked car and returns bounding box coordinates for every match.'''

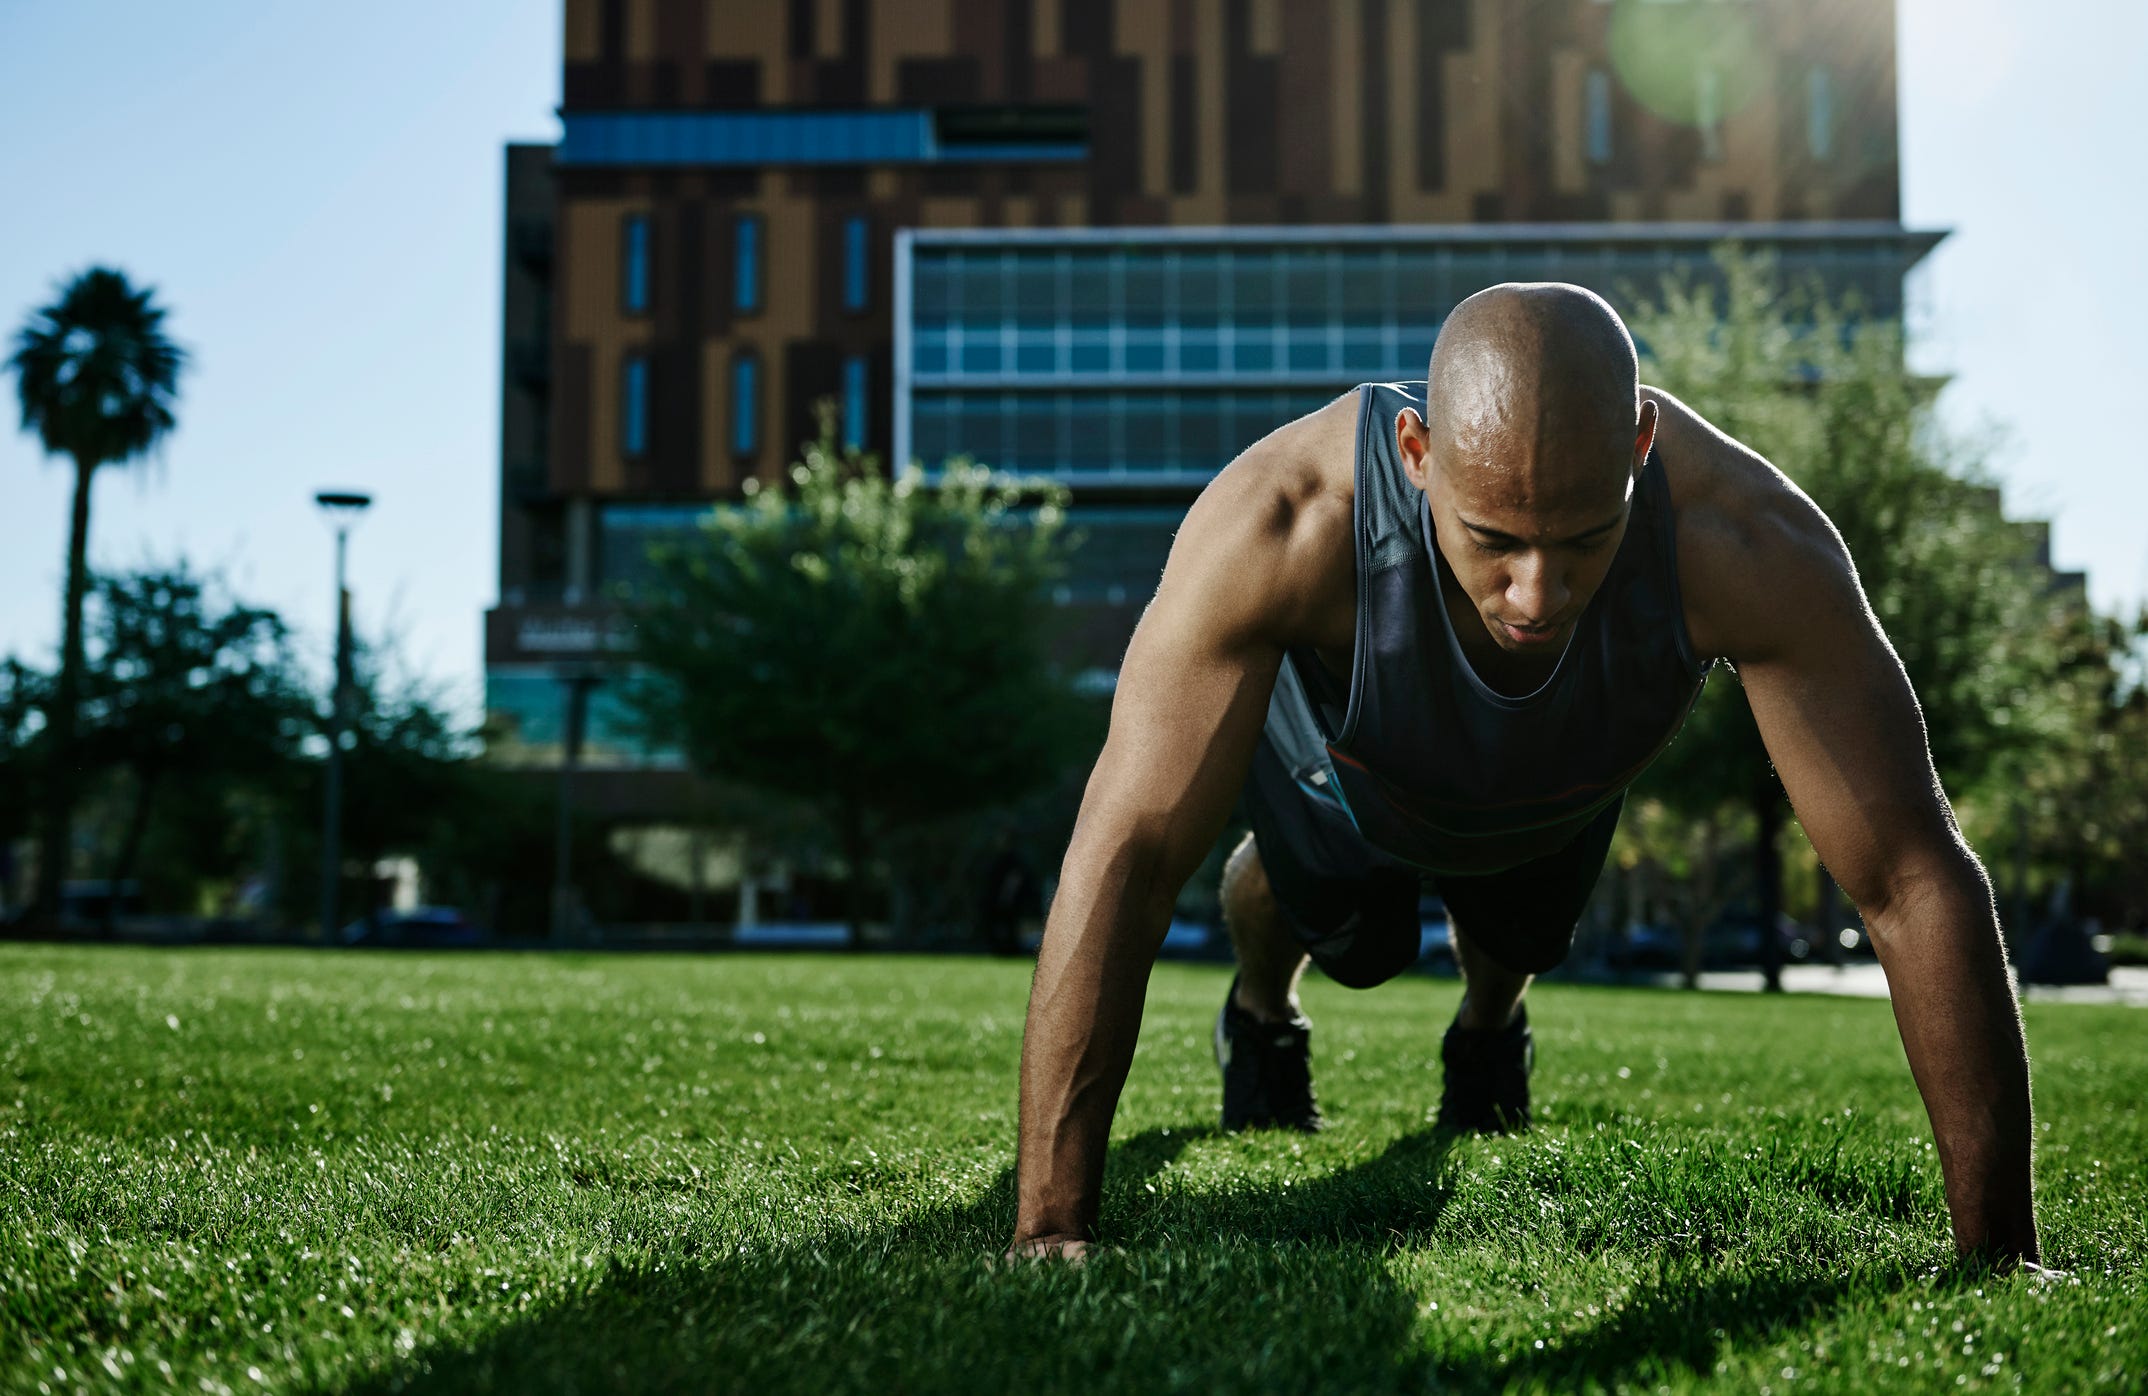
[341,906,492,948]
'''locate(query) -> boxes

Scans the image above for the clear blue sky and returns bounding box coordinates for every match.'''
[2,0,2143,725]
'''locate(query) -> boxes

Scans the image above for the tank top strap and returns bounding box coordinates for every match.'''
[1356,382,1430,576]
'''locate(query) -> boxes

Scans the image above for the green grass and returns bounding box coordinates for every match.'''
[3,947,2143,1394]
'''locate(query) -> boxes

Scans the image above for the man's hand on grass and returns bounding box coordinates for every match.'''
[1001,1234,1095,1265]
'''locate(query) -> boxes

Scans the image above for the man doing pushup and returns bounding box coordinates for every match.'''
[1008,283,2039,1267]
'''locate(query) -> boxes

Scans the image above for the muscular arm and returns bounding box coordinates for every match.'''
[1660,392,2039,1265]
[1009,429,1346,1256]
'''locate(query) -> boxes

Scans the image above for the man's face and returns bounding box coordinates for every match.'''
[1397,404,1654,656]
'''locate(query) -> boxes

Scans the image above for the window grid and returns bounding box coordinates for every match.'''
[906,239,1918,480]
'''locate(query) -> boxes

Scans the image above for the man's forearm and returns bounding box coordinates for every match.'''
[1012,842,1172,1244]
[1870,861,2038,1263]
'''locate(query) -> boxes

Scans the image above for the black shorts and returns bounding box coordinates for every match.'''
[1242,732,1621,989]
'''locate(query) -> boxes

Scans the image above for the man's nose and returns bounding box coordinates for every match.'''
[1506,554,1570,623]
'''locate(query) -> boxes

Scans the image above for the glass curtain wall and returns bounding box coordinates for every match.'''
[905,233,1921,482]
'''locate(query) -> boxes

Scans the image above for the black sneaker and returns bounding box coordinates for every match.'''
[1215,977,1325,1133]
[1436,1003,1533,1134]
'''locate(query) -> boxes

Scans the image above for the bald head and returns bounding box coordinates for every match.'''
[1425,283,1639,489]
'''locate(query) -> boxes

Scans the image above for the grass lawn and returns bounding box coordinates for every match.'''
[3,946,2143,1394]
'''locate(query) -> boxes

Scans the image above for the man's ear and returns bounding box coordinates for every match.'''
[1396,408,1433,490]
[1632,397,1660,478]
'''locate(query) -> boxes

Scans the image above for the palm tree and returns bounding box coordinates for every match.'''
[8,267,186,929]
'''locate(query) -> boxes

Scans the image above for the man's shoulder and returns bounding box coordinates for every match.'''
[1644,386,1855,663]
[1164,390,1361,643]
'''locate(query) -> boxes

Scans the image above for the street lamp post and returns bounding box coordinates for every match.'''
[314,490,372,941]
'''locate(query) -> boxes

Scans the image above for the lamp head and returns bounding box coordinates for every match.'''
[314,490,373,528]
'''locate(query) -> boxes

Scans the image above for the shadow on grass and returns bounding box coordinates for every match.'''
[325,1127,1871,1395]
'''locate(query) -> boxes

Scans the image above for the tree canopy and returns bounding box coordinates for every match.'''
[1621,249,2096,976]
[625,416,1093,939]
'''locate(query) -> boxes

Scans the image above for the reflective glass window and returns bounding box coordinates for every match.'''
[1284,259,1330,330]
[1286,336,1330,372]
[842,216,871,312]
[1121,253,1168,330]
[1586,70,1613,165]
[1807,67,1834,160]
[730,353,759,457]
[1176,253,1225,329]
[842,355,868,451]
[1179,334,1222,374]
[1229,252,1278,325]
[621,354,649,457]
[622,214,651,314]
[734,215,763,314]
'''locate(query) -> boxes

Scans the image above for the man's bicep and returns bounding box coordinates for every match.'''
[1076,566,1282,898]
[1733,528,1967,918]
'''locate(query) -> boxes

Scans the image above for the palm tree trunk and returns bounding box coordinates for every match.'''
[1753,784,1785,993]
[30,456,96,929]
[100,765,159,938]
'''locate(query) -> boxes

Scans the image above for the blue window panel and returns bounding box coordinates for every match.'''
[557,110,1090,167]
[1232,339,1275,373]
[622,214,651,313]
[915,338,950,376]
[1807,67,1834,160]
[1015,339,1057,374]
[1398,326,1440,365]
[1179,339,1222,374]
[1012,262,1059,319]
[1229,254,1279,322]
[1120,255,1168,329]
[622,355,649,457]
[1124,339,1166,374]
[731,355,759,458]
[1070,339,1110,373]
[843,216,871,312]
[1176,254,1225,329]
[842,355,869,451]
[1283,262,1330,330]
[1068,401,1112,472]
[1342,331,1389,373]
[913,261,952,317]
[1287,337,1330,372]
[1586,70,1614,166]
[734,216,763,314]
[912,396,954,460]
[959,340,1002,374]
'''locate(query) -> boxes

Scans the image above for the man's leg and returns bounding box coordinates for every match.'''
[1213,831,1324,1132]
[1451,918,1530,1031]
[1221,832,1310,1024]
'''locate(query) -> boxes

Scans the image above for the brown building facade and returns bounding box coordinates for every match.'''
[491,0,1936,771]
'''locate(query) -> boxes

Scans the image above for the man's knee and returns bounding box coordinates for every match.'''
[1221,832,1272,921]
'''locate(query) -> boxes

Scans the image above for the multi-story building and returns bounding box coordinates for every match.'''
[489,0,1940,790]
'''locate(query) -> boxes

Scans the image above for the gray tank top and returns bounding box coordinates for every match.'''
[1262,381,1713,875]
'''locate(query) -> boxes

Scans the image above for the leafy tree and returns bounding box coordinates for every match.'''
[7,267,186,926]
[71,566,312,929]
[1623,249,2082,984]
[625,415,1092,944]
